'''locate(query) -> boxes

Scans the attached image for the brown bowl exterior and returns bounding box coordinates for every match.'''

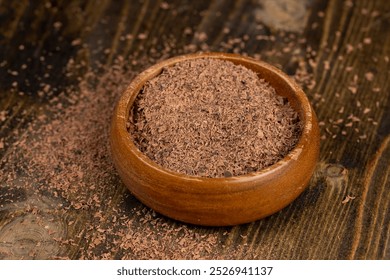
[110,53,320,226]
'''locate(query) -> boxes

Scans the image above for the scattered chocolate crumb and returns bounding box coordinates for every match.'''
[345,66,353,72]
[348,86,357,94]
[71,39,82,46]
[363,37,372,45]
[342,195,356,204]
[137,33,148,40]
[346,44,354,54]
[323,60,330,71]
[363,108,371,114]
[129,58,302,177]
[160,2,169,10]
[53,21,62,30]
[345,1,353,8]
[194,32,208,42]
[183,27,192,35]
[364,72,374,81]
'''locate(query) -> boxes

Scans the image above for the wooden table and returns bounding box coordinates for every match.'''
[0,0,389,259]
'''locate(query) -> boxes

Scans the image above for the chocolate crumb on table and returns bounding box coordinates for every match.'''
[129,58,302,177]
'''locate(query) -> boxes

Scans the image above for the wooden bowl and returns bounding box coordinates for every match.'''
[110,52,320,226]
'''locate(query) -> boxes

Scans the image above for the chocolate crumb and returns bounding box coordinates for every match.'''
[129,58,302,178]
[342,195,356,204]
[363,37,372,45]
[364,72,374,81]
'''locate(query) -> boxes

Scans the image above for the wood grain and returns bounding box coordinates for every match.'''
[0,0,389,259]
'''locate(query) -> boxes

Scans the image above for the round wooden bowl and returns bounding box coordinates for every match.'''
[110,52,320,226]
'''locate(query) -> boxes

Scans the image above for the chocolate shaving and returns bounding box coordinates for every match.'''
[129,58,302,177]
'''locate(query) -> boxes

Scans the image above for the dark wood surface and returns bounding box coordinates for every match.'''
[0,0,389,259]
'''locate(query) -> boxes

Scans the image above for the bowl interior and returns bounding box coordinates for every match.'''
[119,53,312,180]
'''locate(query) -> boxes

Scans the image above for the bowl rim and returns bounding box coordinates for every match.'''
[113,52,315,183]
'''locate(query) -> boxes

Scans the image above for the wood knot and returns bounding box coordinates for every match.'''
[0,213,66,259]
[0,196,67,259]
[325,164,347,178]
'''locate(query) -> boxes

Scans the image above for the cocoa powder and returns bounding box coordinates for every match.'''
[130,58,302,177]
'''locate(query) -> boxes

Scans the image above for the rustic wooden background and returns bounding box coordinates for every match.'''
[0,0,389,259]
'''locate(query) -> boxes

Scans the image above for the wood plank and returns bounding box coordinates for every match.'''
[0,0,389,259]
